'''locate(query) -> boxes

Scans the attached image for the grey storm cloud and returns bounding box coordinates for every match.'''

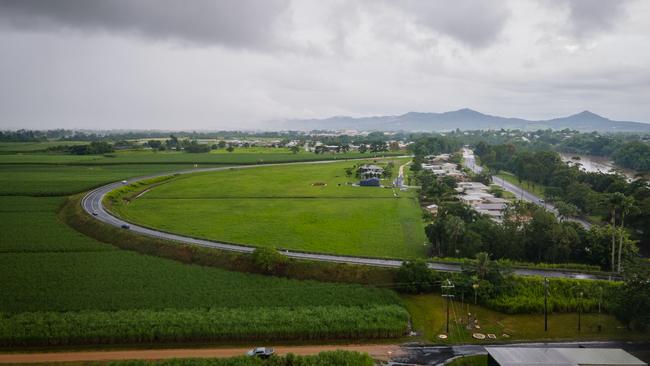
[0,0,289,47]
[560,0,631,38]
[397,0,511,48]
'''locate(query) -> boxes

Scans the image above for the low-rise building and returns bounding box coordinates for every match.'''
[358,164,384,179]
[425,204,438,215]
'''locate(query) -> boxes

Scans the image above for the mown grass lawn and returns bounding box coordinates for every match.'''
[113,159,428,258]
[402,294,645,344]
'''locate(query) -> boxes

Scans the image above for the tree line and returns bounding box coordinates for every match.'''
[475,141,650,261]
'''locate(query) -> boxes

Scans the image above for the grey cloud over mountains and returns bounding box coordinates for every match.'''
[0,0,648,130]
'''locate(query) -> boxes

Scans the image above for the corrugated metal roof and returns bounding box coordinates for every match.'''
[485,348,647,366]
[555,348,647,366]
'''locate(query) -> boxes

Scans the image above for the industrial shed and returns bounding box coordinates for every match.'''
[485,347,646,366]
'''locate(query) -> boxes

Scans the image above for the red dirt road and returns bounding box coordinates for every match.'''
[0,344,402,364]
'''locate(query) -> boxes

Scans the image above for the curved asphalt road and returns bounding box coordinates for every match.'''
[81,159,612,281]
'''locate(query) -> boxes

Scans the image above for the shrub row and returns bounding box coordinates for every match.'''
[483,276,621,314]
[0,305,409,346]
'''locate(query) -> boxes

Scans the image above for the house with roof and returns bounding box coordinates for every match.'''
[357,164,384,179]
[425,204,438,215]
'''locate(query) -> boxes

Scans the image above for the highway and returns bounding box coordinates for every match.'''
[462,149,591,229]
[82,159,609,280]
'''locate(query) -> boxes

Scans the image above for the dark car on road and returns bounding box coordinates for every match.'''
[246,347,274,359]
[120,224,130,229]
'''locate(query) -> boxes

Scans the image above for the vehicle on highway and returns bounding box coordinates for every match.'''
[121,180,128,184]
[120,224,130,229]
[246,347,274,358]
[92,212,98,216]
[538,199,545,203]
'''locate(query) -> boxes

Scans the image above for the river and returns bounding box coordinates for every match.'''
[559,152,637,180]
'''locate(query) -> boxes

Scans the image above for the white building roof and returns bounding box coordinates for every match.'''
[460,195,485,202]
[485,347,646,366]
[483,197,509,203]
[476,203,507,211]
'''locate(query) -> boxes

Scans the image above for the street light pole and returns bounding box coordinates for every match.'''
[472,283,479,305]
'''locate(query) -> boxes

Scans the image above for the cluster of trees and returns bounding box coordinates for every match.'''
[424,200,638,269]
[474,142,650,256]
[66,141,114,155]
[145,136,235,153]
[0,129,47,142]
[408,136,463,158]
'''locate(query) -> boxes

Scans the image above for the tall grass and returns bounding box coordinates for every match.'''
[0,305,409,346]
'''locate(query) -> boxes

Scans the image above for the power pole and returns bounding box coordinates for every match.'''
[441,279,455,334]
[544,277,548,332]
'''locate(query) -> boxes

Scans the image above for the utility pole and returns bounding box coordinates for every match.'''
[441,279,455,334]
[544,277,548,332]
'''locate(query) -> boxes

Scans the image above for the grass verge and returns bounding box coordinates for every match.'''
[403,294,645,344]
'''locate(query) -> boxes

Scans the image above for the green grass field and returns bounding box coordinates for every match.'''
[1,197,402,314]
[0,194,408,345]
[0,147,413,345]
[403,294,645,343]
[0,148,400,165]
[111,160,428,258]
[0,141,88,152]
[0,164,204,196]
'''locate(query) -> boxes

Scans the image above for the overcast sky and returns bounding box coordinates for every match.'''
[0,0,649,130]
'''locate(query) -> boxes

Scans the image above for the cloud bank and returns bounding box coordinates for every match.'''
[0,0,648,129]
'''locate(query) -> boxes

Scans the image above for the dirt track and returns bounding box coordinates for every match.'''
[0,344,402,364]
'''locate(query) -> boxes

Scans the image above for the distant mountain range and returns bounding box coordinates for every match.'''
[281,109,650,132]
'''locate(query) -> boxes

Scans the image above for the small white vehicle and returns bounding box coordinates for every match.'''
[246,347,274,359]
[121,180,128,184]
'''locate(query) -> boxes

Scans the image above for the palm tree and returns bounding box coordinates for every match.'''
[474,252,491,280]
[443,215,465,257]
[617,195,636,272]
[608,192,625,272]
